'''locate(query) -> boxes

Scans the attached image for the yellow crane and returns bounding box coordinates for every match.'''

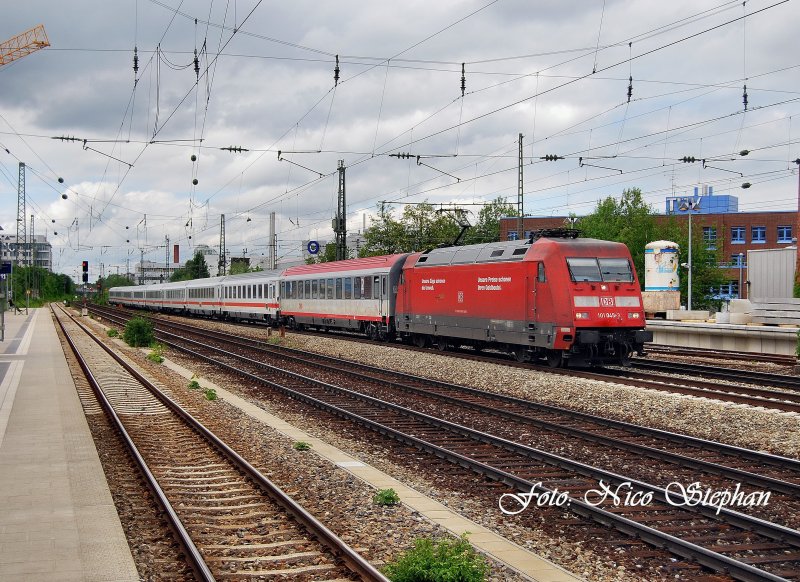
[0,25,50,67]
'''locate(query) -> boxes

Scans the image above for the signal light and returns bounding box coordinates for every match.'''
[82,260,88,283]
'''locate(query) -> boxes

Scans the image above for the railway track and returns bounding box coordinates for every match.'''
[644,344,798,366]
[53,305,386,581]
[88,304,800,580]
[92,303,800,413]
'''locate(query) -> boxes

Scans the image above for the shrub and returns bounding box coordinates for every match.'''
[293,441,311,451]
[204,388,217,401]
[373,488,400,506]
[123,316,154,347]
[107,328,119,338]
[188,379,201,390]
[383,534,489,582]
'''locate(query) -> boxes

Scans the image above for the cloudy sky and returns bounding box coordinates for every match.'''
[1,0,798,278]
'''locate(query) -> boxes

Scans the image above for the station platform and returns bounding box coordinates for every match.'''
[646,319,799,356]
[0,308,138,580]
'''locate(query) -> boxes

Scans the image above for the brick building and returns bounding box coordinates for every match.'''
[499,188,797,299]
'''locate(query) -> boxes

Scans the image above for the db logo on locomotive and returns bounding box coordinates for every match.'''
[600,296,614,307]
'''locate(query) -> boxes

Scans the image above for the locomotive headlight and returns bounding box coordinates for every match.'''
[628,312,641,319]
[575,312,590,319]
[600,284,608,291]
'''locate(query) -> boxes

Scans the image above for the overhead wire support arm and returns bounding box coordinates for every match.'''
[702,159,743,176]
[416,157,460,182]
[578,157,622,174]
[276,151,324,178]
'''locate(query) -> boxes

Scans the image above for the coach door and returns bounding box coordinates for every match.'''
[379,275,387,317]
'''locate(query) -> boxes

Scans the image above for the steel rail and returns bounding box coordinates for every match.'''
[632,359,800,390]
[51,306,216,582]
[91,306,800,487]
[157,317,800,496]
[151,324,798,582]
[57,305,389,582]
[92,304,800,408]
[644,344,797,366]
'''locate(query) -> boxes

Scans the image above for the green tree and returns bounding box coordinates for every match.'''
[170,251,211,281]
[360,197,519,258]
[577,188,659,286]
[462,197,519,245]
[10,266,75,307]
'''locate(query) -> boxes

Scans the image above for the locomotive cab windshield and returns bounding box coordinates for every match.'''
[566,257,633,283]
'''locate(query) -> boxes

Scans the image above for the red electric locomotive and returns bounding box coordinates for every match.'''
[395,229,652,366]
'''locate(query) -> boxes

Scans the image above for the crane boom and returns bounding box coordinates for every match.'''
[0,25,50,67]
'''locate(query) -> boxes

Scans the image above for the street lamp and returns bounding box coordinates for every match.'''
[738,252,744,299]
[678,198,699,310]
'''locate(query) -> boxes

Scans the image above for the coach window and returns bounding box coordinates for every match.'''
[381,276,387,297]
[326,278,334,299]
[354,277,362,299]
[363,276,372,299]
[344,277,352,299]
[373,276,380,299]
[299,281,305,299]
[335,278,342,299]
[304,280,311,298]
[538,262,546,282]
[311,279,318,299]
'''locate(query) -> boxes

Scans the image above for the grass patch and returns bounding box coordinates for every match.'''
[123,316,154,347]
[203,388,218,401]
[292,441,311,451]
[373,488,400,506]
[188,379,201,390]
[107,328,119,338]
[146,343,165,364]
[383,534,488,582]
[266,335,283,345]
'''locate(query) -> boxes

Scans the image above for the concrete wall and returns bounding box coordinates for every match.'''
[646,320,798,356]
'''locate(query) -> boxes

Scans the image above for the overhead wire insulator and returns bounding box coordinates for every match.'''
[460,63,466,98]
[627,76,633,103]
[540,154,563,161]
[334,54,340,86]
[680,156,697,163]
[133,46,139,76]
[742,84,748,110]
[193,49,200,81]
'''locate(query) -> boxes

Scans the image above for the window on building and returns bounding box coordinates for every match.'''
[702,226,717,250]
[731,254,746,267]
[507,231,518,241]
[778,225,793,243]
[752,226,766,243]
[730,226,745,244]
